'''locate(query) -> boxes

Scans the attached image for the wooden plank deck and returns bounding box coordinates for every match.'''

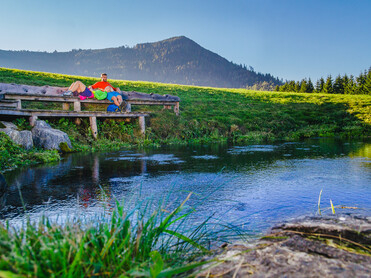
[0,108,149,138]
[0,89,180,139]
[2,91,180,115]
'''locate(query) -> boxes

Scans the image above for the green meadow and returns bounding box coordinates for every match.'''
[0,67,371,170]
[1,68,371,276]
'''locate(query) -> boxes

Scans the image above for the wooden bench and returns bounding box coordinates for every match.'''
[0,91,180,138]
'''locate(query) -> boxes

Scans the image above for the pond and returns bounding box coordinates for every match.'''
[1,138,370,238]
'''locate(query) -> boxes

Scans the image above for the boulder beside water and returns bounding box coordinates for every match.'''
[0,121,33,150]
[0,120,72,151]
[32,120,72,151]
[198,215,371,277]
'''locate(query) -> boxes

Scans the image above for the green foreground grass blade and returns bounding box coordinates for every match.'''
[164,229,209,253]
[318,189,323,215]
[158,260,214,278]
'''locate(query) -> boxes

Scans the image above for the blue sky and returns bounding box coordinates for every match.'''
[1,0,370,81]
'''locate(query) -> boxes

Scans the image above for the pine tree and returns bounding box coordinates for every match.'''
[345,75,356,94]
[288,81,296,92]
[315,77,325,93]
[342,74,349,94]
[356,70,368,94]
[323,75,334,94]
[300,79,308,93]
[295,81,301,92]
[365,68,371,95]
[307,78,314,93]
[274,85,280,92]
[280,83,289,92]
[333,75,344,94]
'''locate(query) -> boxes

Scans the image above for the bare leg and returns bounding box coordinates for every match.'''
[111,96,121,106]
[68,81,86,93]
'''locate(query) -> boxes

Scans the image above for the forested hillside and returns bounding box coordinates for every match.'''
[275,68,371,95]
[0,36,281,88]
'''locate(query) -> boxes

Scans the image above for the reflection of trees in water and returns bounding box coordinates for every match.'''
[350,143,371,159]
[0,152,149,214]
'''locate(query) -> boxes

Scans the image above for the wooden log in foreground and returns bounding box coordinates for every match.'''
[0,83,180,102]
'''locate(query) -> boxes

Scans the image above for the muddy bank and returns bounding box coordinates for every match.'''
[198,215,371,277]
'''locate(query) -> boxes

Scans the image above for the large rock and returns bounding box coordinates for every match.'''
[197,215,371,277]
[0,121,33,150]
[32,120,72,151]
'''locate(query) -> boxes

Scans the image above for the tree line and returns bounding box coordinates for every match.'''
[274,67,371,95]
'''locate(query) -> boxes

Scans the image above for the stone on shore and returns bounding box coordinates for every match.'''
[197,215,371,277]
[32,120,72,151]
[0,121,33,150]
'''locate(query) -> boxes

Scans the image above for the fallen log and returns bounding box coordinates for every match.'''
[0,83,180,102]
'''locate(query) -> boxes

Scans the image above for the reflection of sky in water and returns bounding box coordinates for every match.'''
[106,153,184,165]
[1,140,371,238]
[191,155,219,160]
[227,145,276,154]
[138,154,184,165]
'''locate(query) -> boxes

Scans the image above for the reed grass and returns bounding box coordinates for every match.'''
[0,192,236,277]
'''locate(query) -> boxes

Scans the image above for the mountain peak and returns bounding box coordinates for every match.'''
[0,37,281,88]
[135,36,197,49]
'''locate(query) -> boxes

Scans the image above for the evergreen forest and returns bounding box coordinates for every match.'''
[274,68,371,95]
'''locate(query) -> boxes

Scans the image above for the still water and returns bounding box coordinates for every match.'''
[1,138,370,236]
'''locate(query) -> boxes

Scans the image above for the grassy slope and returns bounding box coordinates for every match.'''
[1,67,370,147]
[1,68,371,276]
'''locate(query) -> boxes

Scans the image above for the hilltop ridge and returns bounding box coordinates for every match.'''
[0,36,281,88]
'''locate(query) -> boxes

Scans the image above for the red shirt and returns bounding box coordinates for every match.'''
[91,81,117,91]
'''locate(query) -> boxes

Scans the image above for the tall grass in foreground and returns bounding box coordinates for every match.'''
[0,193,237,277]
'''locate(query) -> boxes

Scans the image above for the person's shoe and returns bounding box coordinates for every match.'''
[63,90,73,96]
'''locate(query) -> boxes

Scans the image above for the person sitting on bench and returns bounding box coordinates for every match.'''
[63,81,94,99]
[89,73,121,93]
[104,86,124,107]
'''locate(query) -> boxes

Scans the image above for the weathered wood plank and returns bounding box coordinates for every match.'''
[3,91,180,102]
[0,83,66,95]
[174,102,180,116]
[4,93,179,106]
[2,92,180,115]
[139,116,145,135]
[73,101,81,112]
[62,103,70,110]
[0,83,180,102]
[0,108,149,118]
[89,116,98,139]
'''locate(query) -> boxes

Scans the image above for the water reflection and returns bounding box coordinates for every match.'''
[1,138,370,234]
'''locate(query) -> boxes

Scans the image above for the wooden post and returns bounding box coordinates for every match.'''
[62,103,70,110]
[16,100,22,110]
[90,116,98,139]
[174,102,180,116]
[139,116,145,135]
[29,116,38,127]
[125,103,132,112]
[73,101,81,112]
